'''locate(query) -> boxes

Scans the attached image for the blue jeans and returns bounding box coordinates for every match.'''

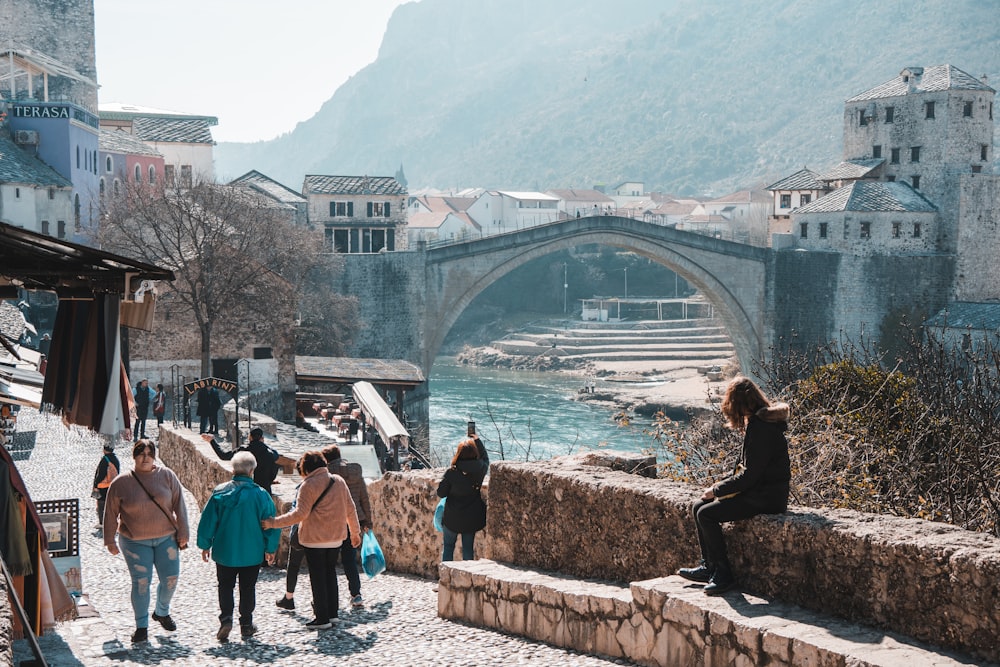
[119,534,181,628]
[442,526,475,561]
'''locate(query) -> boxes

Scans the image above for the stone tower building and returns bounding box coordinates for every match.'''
[0,0,98,111]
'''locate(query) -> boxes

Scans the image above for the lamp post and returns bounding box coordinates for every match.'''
[623,267,628,300]
[563,263,568,314]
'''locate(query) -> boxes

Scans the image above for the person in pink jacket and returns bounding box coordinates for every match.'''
[263,451,361,629]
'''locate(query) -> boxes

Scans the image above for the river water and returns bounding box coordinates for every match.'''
[427,358,656,464]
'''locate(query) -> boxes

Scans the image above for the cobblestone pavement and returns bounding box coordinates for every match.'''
[11,411,629,666]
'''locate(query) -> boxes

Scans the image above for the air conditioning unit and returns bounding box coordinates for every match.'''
[14,130,39,145]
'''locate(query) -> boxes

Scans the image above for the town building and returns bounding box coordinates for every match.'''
[302,175,408,253]
[98,129,164,199]
[230,170,308,227]
[405,195,478,246]
[0,132,74,237]
[98,103,218,186]
[546,188,614,218]
[466,190,560,234]
[765,168,828,235]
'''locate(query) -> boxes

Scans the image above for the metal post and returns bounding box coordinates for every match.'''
[563,263,568,314]
[623,268,628,300]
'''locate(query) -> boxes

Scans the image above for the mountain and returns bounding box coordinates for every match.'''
[215,0,1000,196]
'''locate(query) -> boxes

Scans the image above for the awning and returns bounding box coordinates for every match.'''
[352,381,409,448]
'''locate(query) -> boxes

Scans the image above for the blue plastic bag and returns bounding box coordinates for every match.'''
[361,530,386,579]
[433,497,446,532]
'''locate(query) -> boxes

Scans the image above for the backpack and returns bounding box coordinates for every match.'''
[100,456,119,488]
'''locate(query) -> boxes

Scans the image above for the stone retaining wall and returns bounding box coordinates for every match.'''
[438,559,994,667]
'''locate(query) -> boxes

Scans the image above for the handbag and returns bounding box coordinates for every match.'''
[131,472,187,549]
[360,530,386,579]
[433,497,446,532]
[288,476,335,549]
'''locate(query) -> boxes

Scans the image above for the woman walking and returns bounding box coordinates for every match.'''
[436,436,489,561]
[103,439,189,643]
[676,376,790,595]
[263,451,360,629]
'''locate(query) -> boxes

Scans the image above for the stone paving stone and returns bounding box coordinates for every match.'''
[10,410,630,666]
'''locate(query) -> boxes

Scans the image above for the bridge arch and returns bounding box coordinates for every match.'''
[421,216,771,377]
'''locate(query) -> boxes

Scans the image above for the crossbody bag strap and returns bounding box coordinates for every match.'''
[131,471,178,532]
[308,476,336,512]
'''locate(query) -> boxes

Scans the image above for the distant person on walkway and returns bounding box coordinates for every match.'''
[132,379,155,441]
[676,376,790,595]
[203,428,280,493]
[92,442,120,529]
[207,386,222,434]
[152,383,167,426]
[196,386,212,433]
[263,451,361,630]
[103,440,189,644]
[436,435,489,561]
[324,444,372,608]
[197,451,280,641]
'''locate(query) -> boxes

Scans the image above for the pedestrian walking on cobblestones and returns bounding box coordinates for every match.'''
[132,379,155,442]
[103,439,190,643]
[263,451,361,630]
[324,444,372,609]
[91,442,120,529]
[197,451,281,641]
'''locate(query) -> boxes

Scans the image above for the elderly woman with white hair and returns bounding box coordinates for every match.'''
[197,451,281,642]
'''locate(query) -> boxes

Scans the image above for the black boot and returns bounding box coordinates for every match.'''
[677,560,715,583]
[703,562,736,595]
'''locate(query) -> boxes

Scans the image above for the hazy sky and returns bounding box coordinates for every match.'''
[94,0,411,143]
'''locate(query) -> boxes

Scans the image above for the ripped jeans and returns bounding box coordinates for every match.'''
[119,534,181,628]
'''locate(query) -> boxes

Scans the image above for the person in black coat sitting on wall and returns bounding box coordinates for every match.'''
[203,428,281,493]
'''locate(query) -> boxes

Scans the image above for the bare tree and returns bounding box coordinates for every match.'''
[98,178,328,376]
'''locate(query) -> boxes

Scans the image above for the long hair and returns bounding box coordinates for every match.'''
[450,438,480,467]
[720,376,770,430]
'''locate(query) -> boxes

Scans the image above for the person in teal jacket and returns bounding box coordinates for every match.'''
[197,451,280,642]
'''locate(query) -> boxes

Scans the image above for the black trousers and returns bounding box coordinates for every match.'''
[285,545,305,593]
[304,547,339,622]
[216,563,261,627]
[692,495,778,567]
[339,530,361,598]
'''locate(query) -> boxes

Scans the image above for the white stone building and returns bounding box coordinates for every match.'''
[466,190,560,234]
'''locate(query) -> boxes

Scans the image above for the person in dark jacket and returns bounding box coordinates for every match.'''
[203,428,280,493]
[92,442,121,528]
[436,435,489,561]
[324,444,372,607]
[677,376,791,595]
[133,379,155,442]
[197,451,280,641]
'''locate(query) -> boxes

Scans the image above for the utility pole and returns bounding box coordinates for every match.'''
[623,267,628,300]
[563,262,568,314]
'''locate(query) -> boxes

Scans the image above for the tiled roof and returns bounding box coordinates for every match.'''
[794,181,937,214]
[133,117,215,144]
[497,190,559,201]
[99,129,162,156]
[0,134,72,187]
[230,170,306,204]
[821,159,884,181]
[766,169,825,191]
[99,103,218,125]
[545,188,614,203]
[925,302,1000,330]
[407,210,479,231]
[846,64,995,102]
[707,189,771,204]
[649,201,698,216]
[303,175,406,196]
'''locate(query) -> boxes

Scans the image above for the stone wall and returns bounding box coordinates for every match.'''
[0,566,10,667]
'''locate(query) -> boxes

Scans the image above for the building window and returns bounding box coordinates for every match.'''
[367,201,391,217]
[57,220,66,238]
[819,222,828,239]
[48,188,54,200]
[74,194,80,229]
[333,228,350,252]
[330,201,354,217]
[925,101,935,119]
[180,165,192,188]
[982,145,989,161]
[892,221,901,238]
[164,165,175,186]
[890,147,900,164]
[106,156,113,173]
[884,106,894,123]
[799,194,811,206]
[134,164,142,182]
[149,165,156,183]
[93,150,98,175]
[887,175,896,182]
[858,109,870,126]
[76,146,80,168]
[14,187,20,199]
[799,223,807,239]
[843,221,850,239]
[41,220,50,235]
[873,145,882,159]
[972,165,982,174]
[860,221,871,239]
[964,101,973,117]
[911,146,921,162]
[780,194,791,208]
[913,223,921,238]
[912,175,921,189]
[114,179,121,195]
[99,178,105,197]
[371,229,387,253]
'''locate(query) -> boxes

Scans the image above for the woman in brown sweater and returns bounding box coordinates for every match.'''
[263,451,361,629]
[103,440,189,643]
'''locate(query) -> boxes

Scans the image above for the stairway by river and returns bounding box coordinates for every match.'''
[492,317,734,364]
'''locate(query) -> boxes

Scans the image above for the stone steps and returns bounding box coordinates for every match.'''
[438,559,993,667]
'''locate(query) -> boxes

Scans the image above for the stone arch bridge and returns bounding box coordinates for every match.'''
[341,215,952,441]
